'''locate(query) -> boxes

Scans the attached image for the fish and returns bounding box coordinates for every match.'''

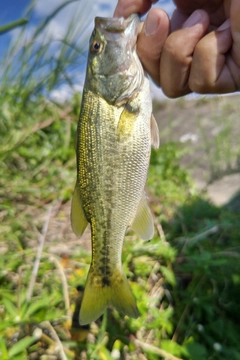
[71,13,159,325]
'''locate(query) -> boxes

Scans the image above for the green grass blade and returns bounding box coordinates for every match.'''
[32,0,79,39]
[8,336,37,358]
[0,19,28,35]
[0,336,8,359]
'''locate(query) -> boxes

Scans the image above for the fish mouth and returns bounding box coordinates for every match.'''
[94,14,140,35]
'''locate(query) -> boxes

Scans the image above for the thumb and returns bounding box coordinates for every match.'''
[137,8,170,85]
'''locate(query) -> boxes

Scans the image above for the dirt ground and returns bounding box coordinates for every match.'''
[153,94,240,207]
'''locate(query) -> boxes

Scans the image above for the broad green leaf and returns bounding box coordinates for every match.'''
[23,297,52,317]
[98,346,112,360]
[0,320,14,332]
[185,342,208,360]
[2,298,18,318]
[8,336,37,358]
[0,336,8,359]
[160,265,176,286]
[161,340,188,357]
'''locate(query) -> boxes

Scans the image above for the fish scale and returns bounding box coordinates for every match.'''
[78,91,149,262]
[71,14,159,325]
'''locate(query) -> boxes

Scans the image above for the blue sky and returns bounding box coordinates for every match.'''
[0,0,114,56]
[0,0,175,100]
[0,0,31,24]
[0,0,174,24]
[0,0,174,54]
[0,0,30,58]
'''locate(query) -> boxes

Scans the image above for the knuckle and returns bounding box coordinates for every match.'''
[163,34,182,59]
[163,33,192,68]
[163,86,190,98]
[189,46,212,93]
[189,70,212,93]
[189,67,208,93]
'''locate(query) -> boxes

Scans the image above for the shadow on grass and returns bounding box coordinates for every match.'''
[164,192,240,359]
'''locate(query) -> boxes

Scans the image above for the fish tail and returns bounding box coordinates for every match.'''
[79,267,139,325]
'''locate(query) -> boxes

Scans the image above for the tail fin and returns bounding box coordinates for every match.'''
[79,267,139,325]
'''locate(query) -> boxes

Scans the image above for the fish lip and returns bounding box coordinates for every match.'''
[94,14,140,33]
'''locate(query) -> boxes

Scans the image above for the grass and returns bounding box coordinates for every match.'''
[1,2,240,359]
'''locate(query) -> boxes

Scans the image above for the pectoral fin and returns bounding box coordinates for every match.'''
[71,183,88,236]
[151,114,160,149]
[130,194,154,241]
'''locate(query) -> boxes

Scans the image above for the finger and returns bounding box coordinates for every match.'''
[231,0,240,69]
[160,10,210,97]
[137,8,170,85]
[173,0,223,15]
[114,0,158,18]
[189,20,237,93]
[171,8,216,33]
[171,9,188,32]
[173,0,227,26]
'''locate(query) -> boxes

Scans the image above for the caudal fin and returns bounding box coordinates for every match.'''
[79,268,139,325]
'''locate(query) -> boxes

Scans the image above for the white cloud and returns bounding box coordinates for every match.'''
[32,0,176,50]
[34,0,176,38]
[33,0,99,45]
[35,0,65,17]
[44,18,66,40]
[50,84,73,102]
[50,71,85,102]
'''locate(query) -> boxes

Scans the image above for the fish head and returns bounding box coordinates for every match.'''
[86,14,144,105]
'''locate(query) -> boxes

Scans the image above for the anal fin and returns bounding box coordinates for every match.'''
[71,183,88,236]
[130,194,154,241]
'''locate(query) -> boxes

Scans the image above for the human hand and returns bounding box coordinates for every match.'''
[114,0,240,98]
[114,1,170,85]
[161,0,240,97]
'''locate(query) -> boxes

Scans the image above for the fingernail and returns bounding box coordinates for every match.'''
[182,10,203,29]
[145,12,160,36]
[218,19,230,31]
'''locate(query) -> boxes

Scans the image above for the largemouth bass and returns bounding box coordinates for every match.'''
[71,14,159,325]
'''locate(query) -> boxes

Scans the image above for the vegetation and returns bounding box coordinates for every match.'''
[1,2,240,359]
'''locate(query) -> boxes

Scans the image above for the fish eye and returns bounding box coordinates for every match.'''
[90,40,103,54]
